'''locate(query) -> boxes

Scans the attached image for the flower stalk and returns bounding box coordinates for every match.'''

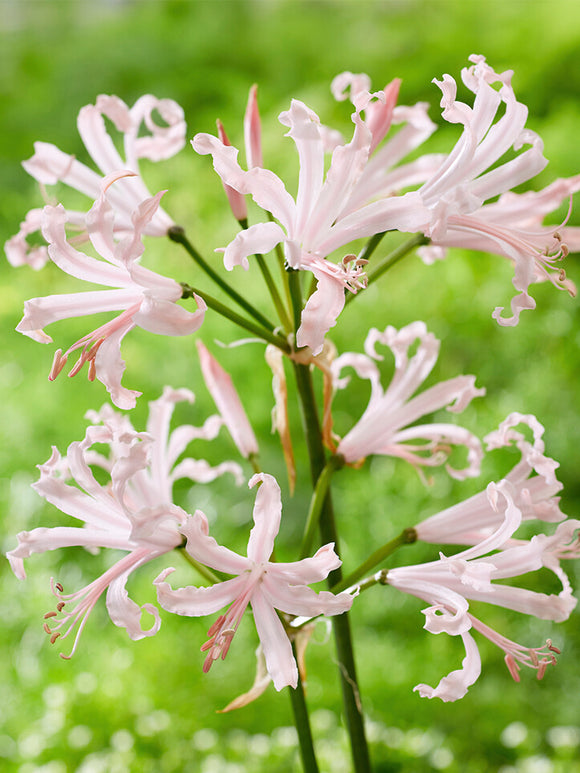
[292,360,372,773]
[169,225,278,333]
[180,283,290,352]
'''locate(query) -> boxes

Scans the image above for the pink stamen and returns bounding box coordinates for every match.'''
[47,304,140,383]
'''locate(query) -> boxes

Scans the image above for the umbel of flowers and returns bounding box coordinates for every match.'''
[6,55,580,772]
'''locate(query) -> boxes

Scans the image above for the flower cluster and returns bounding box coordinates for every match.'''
[5,53,579,716]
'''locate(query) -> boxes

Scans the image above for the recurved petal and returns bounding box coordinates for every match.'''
[106,562,162,640]
[154,567,247,616]
[414,631,481,702]
[221,221,286,271]
[94,320,142,410]
[251,590,297,690]
[134,293,206,336]
[180,511,251,575]
[261,575,353,617]
[267,543,342,585]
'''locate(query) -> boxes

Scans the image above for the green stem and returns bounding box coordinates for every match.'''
[287,268,303,334]
[255,252,293,333]
[288,644,320,773]
[168,226,277,333]
[357,231,387,263]
[346,233,429,305]
[300,456,344,560]
[181,284,290,352]
[332,528,417,594]
[292,362,372,773]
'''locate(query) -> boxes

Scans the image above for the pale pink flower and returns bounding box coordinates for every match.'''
[196,340,259,459]
[416,55,578,324]
[328,321,484,479]
[192,86,432,354]
[385,483,579,701]
[416,413,565,545]
[7,387,243,658]
[6,94,186,269]
[155,473,353,690]
[16,179,206,409]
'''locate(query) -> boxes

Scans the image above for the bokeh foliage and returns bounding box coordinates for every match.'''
[1,1,580,771]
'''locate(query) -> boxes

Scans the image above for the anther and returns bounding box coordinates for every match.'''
[547,639,561,654]
[43,622,52,635]
[50,632,61,644]
[44,611,58,619]
[55,582,64,593]
[56,602,65,612]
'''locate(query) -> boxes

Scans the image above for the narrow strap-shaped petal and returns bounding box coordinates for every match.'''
[94,319,142,410]
[247,474,281,563]
[261,575,352,617]
[133,293,206,336]
[181,511,251,575]
[278,99,325,238]
[414,631,481,702]
[77,101,127,176]
[251,591,297,690]
[221,221,286,271]
[296,269,346,356]
[106,552,162,640]
[7,525,133,579]
[266,543,341,585]
[154,567,246,616]
[16,288,141,343]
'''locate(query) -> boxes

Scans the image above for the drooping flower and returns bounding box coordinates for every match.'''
[416,413,565,545]
[7,387,243,658]
[155,473,353,691]
[192,82,434,354]
[196,340,259,460]
[6,94,186,269]
[16,177,206,409]
[415,55,578,325]
[326,321,484,479]
[385,482,579,701]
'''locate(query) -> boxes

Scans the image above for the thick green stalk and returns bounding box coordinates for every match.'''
[292,361,372,773]
[168,226,277,333]
[331,528,417,594]
[288,644,320,773]
[181,284,290,352]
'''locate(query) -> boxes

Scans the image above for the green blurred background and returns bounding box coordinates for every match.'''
[1,1,580,771]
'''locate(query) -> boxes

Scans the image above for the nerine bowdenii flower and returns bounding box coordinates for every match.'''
[16,177,206,409]
[7,387,243,658]
[155,473,353,691]
[326,321,484,479]
[6,94,186,269]
[415,55,579,325]
[386,481,579,701]
[192,78,437,354]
